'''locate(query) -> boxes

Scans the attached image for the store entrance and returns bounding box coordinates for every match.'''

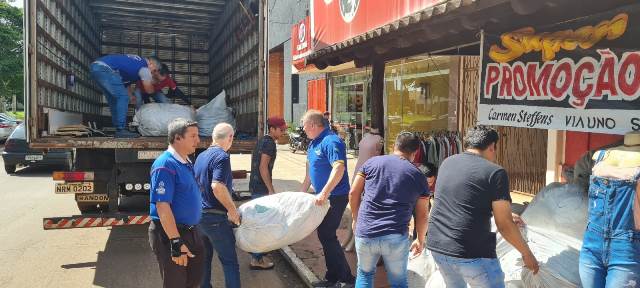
[332,70,372,154]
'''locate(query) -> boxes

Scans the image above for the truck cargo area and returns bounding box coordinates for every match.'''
[26,0,261,144]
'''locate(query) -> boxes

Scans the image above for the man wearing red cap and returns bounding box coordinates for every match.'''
[247,116,287,269]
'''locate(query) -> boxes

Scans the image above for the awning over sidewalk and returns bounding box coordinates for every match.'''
[305,0,636,69]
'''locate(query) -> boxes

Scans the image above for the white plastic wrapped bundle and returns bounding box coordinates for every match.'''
[409,183,588,288]
[234,192,330,253]
[498,183,587,288]
[196,90,236,136]
[133,103,196,136]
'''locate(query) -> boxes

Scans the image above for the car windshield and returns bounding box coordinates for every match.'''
[0,113,17,121]
[9,123,25,140]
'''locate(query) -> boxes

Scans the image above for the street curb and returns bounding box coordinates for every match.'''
[279,246,318,288]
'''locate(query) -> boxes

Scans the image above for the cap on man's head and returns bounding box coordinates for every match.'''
[267,117,287,130]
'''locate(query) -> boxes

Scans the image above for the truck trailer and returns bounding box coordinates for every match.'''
[22,0,266,229]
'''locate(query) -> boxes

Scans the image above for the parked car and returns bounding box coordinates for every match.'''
[0,119,19,142]
[2,124,73,174]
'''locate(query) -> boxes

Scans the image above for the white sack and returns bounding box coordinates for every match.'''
[234,192,330,253]
[409,183,587,288]
[497,183,587,288]
[133,103,196,136]
[196,90,236,136]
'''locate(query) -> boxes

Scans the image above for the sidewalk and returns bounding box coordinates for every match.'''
[230,145,534,288]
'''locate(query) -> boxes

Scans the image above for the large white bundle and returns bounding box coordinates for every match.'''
[234,192,330,253]
[498,183,587,288]
[409,183,587,288]
[133,103,196,136]
[196,90,236,136]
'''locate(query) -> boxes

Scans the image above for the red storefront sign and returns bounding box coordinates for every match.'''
[292,16,312,72]
[311,0,444,50]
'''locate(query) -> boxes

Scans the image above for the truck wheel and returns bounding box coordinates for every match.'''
[4,164,16,174]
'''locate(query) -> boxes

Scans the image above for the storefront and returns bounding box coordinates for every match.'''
[298,0,635,195]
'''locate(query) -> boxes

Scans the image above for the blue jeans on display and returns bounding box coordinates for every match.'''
[579,175,640,288]
[134,88,169,110]
[249,192,267,261]
[90,62,129,130]
[200,213,240,288]
[355,233,410,288]
[431,251,505,288]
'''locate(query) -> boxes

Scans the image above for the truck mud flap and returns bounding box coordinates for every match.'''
[43,214,151,230]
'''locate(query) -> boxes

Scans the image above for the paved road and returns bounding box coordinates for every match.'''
[0,147,303,288]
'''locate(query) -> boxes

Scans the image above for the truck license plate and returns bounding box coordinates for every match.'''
[76,194,109,202]
[138,150,163,160]
[25,154,43,161]
[55,182,94,194]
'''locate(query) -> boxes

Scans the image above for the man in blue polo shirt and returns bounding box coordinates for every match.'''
[90,54,161,138]
[149,118,205,288]
[349,132,431,287]
[300,110,355,287]
[194,122,241,288]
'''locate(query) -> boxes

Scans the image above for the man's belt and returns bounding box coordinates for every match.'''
[152,220,196,231]
[202,208,227,215]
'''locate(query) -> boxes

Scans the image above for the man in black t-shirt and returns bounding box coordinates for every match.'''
[427,125,539,287]
[247,117,286,270]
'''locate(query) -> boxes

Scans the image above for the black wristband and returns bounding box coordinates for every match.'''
[169,237,184,257]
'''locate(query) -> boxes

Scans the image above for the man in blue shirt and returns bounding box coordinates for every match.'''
[90,54,161,138]
[301,110,355,287]
[194,123,241,288]
[148,118,205,288]
[349,132,431,287]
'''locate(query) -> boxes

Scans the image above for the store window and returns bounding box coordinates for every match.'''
[332,69,372,152]
[385,55,450,151]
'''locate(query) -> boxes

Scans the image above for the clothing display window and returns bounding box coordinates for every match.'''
[384,56,450,151]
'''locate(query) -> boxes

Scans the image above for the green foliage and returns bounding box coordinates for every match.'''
[0,1,24,106]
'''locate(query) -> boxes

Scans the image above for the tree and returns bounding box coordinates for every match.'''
[0,0,23,111]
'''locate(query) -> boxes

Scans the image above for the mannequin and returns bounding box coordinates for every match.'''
[579,131,640,288]
[592,131,640,229]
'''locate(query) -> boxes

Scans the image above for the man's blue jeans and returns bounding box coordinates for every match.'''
[90,63,129,130]
[199,213,240,288]
[134,88,169,110]
[355,233,410,288]
[249,192,267,261]
[579,175,640,288]
[431,251,505,288]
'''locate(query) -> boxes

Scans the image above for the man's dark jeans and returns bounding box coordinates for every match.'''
[318,194,354,283]
[199,213,240,288]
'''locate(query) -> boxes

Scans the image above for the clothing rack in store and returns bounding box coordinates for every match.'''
[408,130,463,168]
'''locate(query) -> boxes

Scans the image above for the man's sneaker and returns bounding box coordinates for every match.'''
[311,280,337,287]
[334,283,354,288]
[249,256,275,270]
[115,130,140,138]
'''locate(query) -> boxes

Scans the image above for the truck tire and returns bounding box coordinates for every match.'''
[4,164,16,174]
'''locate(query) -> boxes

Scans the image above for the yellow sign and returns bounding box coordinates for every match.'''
[489,13,628,63]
